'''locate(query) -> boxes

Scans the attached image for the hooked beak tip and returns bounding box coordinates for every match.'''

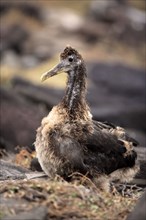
[40,74,47,82]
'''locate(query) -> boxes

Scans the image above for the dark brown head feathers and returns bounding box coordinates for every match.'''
[60,46,82,60]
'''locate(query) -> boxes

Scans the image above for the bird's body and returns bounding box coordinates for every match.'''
[35,46,139,191]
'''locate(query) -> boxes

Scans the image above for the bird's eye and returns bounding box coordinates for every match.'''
[68,57,73,62]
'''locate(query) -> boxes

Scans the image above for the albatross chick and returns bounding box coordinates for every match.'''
[35,46,139,191]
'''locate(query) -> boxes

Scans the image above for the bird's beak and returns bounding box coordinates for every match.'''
[41,62,65,82]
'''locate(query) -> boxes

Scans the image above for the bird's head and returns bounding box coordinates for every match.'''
[41,46,83,82]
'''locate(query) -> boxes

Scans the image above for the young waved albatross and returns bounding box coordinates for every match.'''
[35,46,139,191]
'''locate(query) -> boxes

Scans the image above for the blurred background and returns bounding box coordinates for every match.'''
[0,0,146,162]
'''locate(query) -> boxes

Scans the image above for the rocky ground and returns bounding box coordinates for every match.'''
[0,1,146,220]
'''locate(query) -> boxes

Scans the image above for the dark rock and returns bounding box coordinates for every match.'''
[12,76,63,109]
[126,129,146,148]
[0,160,46,181]
[30,157,43,172]
[126,191,146,220]
[16,2,43,21]
[0,137,14,153]
[88,63,146,132]
[135,147,146,182]
[0,160,28,180]
[0,87,47,151]
[88,0,146,45]
[136,161,146,182]
[89,0,127,23]
[0,1,43,21]
[1,206,48,220]
[0,24,29,55]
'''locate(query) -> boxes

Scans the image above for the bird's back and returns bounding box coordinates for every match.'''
[35,105,138,181]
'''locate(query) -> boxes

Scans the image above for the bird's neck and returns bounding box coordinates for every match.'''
[61,64,91,120]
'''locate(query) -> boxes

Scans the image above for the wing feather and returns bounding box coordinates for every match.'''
[93,120,139,146]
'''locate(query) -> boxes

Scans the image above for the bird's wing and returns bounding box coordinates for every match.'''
[82,121,137,175]
[93,120,139,147]
[83,124,126,155]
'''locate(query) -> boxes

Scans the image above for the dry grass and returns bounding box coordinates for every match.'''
[0,177,143,220]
